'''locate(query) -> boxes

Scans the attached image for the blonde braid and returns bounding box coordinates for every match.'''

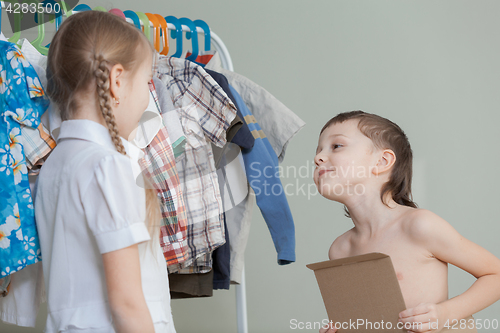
[94,55,127,155]
[94,56,160,245]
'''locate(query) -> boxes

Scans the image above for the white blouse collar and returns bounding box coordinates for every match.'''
[57,119,144,159]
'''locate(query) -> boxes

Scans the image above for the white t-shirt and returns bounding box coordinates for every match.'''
[35,119,175,332]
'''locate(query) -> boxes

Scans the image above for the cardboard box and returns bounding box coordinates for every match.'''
[307,252,407,332]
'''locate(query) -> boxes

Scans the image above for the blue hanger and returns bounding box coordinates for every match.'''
[179,18,198,61]
[194,19,210,52]
[165,16,183,58]
[73,3,92,12]
[124,10,141,30]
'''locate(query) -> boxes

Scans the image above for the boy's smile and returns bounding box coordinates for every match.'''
[318,168,335,178]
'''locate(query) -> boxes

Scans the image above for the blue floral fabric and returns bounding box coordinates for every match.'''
[0,40,48,277]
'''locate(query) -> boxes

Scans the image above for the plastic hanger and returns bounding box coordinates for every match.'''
[124,10,141,30]
[154,14,169,55]
[60,0,72,17]
[179,17,198,61]
[7,1,22,44]
[124,10,141,29]
[145,13,161,52]
[73,3,92,12]
[39,0,62,27]
[166,16,183,58]
[193,19,211,51]
[135,11,151,41]
[93,6,107,12]
[109,8,126,20]
[37,0,62,48]
[31,9,49,55]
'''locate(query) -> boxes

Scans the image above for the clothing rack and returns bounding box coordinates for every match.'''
[0,2,247,333]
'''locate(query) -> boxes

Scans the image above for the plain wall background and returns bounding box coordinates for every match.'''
[1,0,500,332]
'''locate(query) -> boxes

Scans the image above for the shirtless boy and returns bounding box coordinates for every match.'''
[315,111,500,333]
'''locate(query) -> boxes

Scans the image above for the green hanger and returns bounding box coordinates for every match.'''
[7,1,22,44]
[135,11,151,41]
[61,1,72,17]
[31,7,49,55]
[93,6,107,12]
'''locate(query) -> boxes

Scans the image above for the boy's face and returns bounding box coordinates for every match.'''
[314,119,380,202]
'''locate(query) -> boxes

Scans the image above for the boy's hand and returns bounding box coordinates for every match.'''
[398,303,447,333]
[319,322,338,333]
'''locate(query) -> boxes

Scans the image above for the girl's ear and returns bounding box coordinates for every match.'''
[109,63,125,100]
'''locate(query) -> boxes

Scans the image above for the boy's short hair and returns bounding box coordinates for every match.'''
[320,110,418,217]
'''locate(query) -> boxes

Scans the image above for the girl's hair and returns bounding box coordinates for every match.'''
[46,11,161,243]
[320,110,418,218]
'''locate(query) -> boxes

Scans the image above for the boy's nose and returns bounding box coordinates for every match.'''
[314,153,327,166]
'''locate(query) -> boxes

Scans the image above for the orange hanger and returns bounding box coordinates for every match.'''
[154,14,170,55]
[145,13,161,52]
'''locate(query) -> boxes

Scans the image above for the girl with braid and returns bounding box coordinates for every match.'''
[35,11,176,333]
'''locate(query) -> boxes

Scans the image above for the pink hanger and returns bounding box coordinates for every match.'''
[109,8,126,20]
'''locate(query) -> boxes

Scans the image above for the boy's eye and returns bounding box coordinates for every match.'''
[332,144,342,149]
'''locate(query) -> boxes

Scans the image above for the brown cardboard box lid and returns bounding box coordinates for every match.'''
[307,252,407,332]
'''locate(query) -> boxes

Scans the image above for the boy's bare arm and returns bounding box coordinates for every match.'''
[400,209,500,327]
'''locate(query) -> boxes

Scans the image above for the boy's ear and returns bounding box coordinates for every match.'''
[372,149,396,175]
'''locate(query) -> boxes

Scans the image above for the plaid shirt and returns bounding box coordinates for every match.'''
[155,57,237,273]
[138,81,189,266]
[20,122,56,174]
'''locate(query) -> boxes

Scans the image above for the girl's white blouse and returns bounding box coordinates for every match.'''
[35,119,175,332]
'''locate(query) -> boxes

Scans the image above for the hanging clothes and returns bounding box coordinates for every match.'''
[204,51,306,163]
[204,68,254,150]
[20,122,56,174]
[154,56,237,275]
[152,76,187,158]
[194,51,304,283]
[201,68,254,290]
[16,39,56,176]
[169,270,214,299]
[0,261,44,327]
[138,82,189,266]
[225,184,255,284]
[212,209,230,290]
[0,38,53,328]
[229,84,296,264]
[0,41,46,278]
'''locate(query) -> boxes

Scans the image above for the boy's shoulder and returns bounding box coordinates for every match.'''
[401,207,452,242]
[328,229,354,260]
